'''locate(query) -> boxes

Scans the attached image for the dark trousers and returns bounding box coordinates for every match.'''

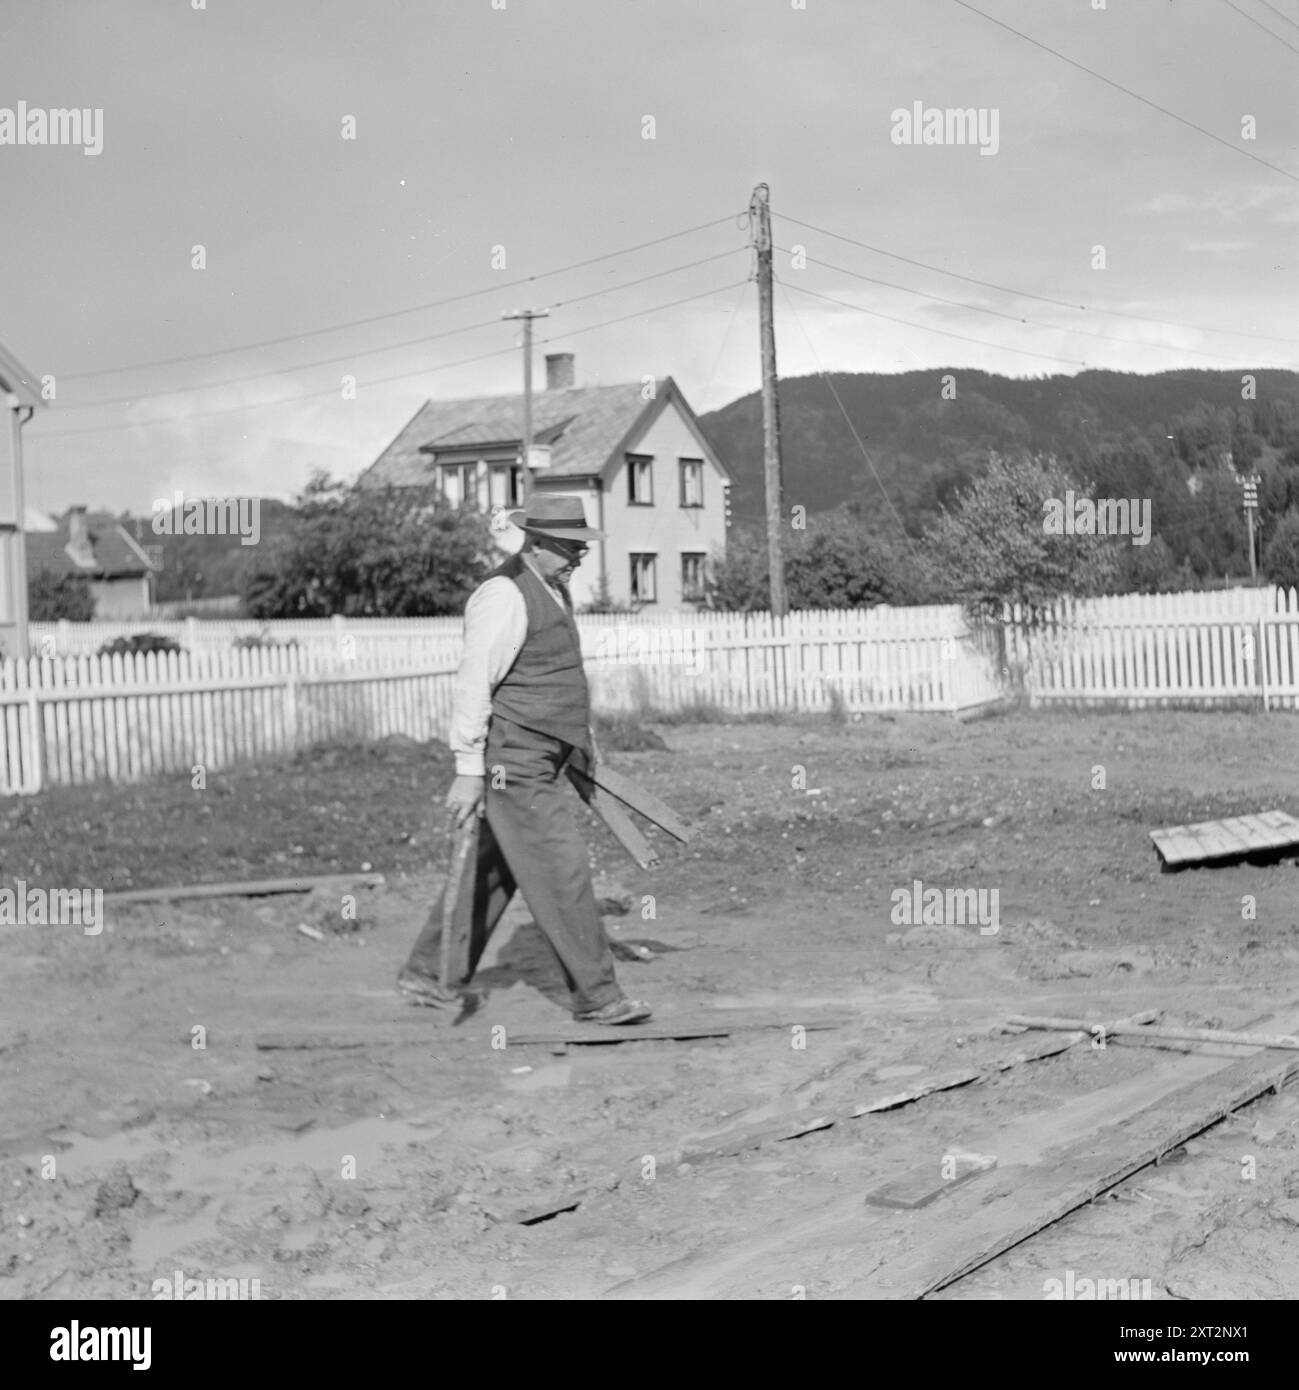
[403,716,621,1014]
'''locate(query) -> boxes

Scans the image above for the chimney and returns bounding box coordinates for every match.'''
[65,506,95,568]
[545,353,575,391]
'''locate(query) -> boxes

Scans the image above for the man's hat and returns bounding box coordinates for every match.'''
[507,495,604,541]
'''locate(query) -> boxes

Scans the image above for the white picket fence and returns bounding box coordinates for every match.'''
[0,644,458,796]
[12,588,1299,796]
[1007,587,1299,706]
[2,606,1000,795]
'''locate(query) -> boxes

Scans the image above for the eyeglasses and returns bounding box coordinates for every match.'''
[543,538,589,559]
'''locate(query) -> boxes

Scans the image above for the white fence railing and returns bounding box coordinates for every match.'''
[12,589,1299,796]
[3,607,1000,795]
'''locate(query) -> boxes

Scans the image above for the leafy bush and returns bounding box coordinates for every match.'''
[240,474,495,618]
[1263,509,1299,591]
[28,570,95,622]
[98,634,183,657]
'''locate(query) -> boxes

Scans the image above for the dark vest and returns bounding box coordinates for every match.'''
[487,552,591,750]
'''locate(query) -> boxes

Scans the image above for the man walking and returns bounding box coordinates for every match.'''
[397,495,651,1025]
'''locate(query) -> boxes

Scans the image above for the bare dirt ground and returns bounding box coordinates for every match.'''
[3,707,1299,1300]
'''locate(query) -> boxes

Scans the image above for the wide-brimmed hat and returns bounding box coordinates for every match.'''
[507,495,604,541]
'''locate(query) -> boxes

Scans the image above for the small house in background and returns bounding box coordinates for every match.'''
[25,507,157,618]
[360,354,733,610]
[0,341,42,660]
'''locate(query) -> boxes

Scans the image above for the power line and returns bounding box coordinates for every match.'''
[55,249,745,411]
[779,276,1092,367]
[694,278,752,414]
[778,212,1299,347]
[30,280,749,440]
[775,280,914,545]
[1253,0,1299,33]
[58,213,744,382]
[1219,0,1299,53]
[948,0,1299,182]
[778,245,1295,367]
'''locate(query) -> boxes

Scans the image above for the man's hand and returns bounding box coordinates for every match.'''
[446,774,486,826]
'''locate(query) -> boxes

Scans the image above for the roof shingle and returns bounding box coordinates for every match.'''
[361,381,651,486]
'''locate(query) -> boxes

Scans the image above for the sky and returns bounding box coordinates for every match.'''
[2,0,1296,517]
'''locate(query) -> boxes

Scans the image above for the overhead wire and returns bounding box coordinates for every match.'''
[948,0,1299,182]
[58,213,745,381]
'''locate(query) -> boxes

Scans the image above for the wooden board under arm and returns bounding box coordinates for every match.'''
[574,762,692,843]
[567,765,661,870]
[438,817,480,986]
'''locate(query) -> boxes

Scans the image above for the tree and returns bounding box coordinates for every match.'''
[703,509,930,611]
[27,569,95,621]
[1262,510,1299,592]
[241,475,496,618]
[919,451,1122,615]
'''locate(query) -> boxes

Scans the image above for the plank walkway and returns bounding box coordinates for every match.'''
[1149,809,1299,868]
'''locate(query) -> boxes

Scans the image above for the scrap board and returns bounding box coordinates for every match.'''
[1150,809,1299,869]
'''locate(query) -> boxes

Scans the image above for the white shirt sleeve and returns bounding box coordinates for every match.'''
[449,577,528,776]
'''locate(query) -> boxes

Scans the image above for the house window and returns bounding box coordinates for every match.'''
[679,458,704,508]
[681,552,706,602]
[630,553,658,604]
[627,455,654,506]
[489,464,523,508]
[441,463,480,509]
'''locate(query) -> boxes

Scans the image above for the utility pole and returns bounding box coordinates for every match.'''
[750,183,788,617]
[1239,472,1260,582]
[502,308,550,507]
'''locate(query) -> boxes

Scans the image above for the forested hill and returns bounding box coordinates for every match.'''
[698,369,1299,531]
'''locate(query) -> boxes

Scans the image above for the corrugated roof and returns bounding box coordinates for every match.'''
[25,512,154,579]
[361,381,651,486]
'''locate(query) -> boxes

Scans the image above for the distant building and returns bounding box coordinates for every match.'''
[25,507,157,618]
[360,354,733,610]
[0,341,41,659]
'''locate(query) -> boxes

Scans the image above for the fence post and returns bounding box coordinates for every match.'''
[1259,616,1269,713]
[26,688,43,794]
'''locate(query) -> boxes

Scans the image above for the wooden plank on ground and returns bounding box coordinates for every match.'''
[672,1030,1088,1166]
[1010,1014,1299,1051]
[865,1151,997,1210]
[605,1039,1274,1300]
[103,872,385,905]
[505,1010,850,1047]
[1218,815,1281,852]
[1148,825,1203,867]
[1185,819,1248,859]
[845,1002,1299,1299]
[1150,809,1299,867]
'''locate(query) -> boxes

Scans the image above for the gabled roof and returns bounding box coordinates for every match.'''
[361,377,732,487]
[25,511,155,579]
[0,342,41,409]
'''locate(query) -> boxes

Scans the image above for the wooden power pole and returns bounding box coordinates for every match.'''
[502,307,550,506]
[750,184,788,617]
